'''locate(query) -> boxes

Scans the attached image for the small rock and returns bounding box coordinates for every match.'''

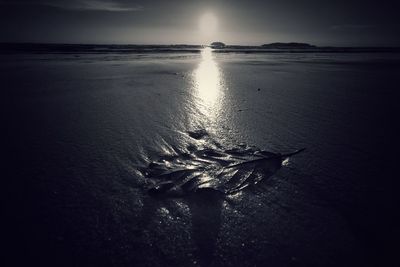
[187,129,208,140]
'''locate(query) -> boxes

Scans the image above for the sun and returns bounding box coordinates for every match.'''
[199,13,218,37]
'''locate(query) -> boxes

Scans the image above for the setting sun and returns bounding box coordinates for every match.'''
[199,12,218,37]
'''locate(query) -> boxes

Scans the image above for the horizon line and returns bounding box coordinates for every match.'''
[1,42,400,48]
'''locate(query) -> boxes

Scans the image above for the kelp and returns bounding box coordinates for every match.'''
[139,130,305,197]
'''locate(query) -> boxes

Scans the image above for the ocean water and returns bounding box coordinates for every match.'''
[3,47,399,266]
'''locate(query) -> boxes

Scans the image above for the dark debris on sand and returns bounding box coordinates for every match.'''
[139,129,305,198]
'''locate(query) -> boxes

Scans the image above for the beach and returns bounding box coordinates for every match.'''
[3,47,399,266]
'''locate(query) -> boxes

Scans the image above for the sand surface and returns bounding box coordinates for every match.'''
[3,49,399,266]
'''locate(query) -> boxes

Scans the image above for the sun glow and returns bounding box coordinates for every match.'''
[199,12,218,40]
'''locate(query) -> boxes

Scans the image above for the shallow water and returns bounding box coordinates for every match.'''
[4,48,399,266]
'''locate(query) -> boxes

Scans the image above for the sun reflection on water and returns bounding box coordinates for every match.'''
[193,47,224,117]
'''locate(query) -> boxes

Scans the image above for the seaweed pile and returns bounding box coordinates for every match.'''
[140,130,305,198]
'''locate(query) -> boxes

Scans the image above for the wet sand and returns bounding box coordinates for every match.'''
[3,48,399,266]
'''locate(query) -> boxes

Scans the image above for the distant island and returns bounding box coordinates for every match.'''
[261,42,316,49]
[208,42,317,49]
[210,42,226,48]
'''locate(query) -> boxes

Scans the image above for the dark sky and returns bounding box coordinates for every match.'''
[1,0,399,45]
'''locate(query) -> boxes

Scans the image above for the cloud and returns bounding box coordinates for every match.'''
[0,0,143,12]
[330,24,376,31]
[47,0,143,12]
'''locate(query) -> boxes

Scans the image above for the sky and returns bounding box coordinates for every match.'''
[0,0,399,46]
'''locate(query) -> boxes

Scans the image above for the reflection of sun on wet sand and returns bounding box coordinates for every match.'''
[193,47,224,119]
